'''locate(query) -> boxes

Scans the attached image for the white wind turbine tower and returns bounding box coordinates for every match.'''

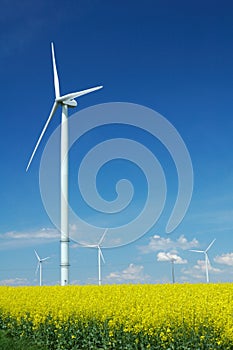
[189,238,216,283]
[26,43,103,286]
[169,256,176,284]
[34,250,50,286]
[83,229,108,286]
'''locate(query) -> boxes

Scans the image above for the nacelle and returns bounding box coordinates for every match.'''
[62,99,77,107]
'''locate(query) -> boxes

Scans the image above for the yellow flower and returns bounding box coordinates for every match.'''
[0,283,232,345]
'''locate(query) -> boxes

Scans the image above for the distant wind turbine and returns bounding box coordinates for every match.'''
[34,250,50,286]
[157,252,187,283]
[189,238,216,283]
[26,43,103,286]
[169,256,176,284]
[82,229,108,285]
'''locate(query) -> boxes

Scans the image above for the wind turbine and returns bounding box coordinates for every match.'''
[34,250,50,286]
[82,229,108,285]
[169,256,176,284]
[26,43,103,286]
[189,238,216,283]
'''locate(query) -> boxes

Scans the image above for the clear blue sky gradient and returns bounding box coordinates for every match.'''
[0,0,233,285]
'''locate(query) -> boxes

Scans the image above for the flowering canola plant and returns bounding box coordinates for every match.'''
[0,283,232,349]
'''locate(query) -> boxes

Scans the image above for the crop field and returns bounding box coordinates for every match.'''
[0,284,232,349]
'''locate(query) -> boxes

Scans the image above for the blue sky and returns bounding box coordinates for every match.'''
[0,0,233,285]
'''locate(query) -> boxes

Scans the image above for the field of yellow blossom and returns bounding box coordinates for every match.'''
[0,283,232,349]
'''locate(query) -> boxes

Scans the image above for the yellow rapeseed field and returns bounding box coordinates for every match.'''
[0,283,232,349]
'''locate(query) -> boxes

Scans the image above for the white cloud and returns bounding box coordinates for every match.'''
[193,260,221,273]
[181,259,221,282]
[0,228,59,250]
[0,278,30,286]
[1,228,59,240]
[214,253,233,266]
[140,234,198,254]
[106,263,150,283]
[181,267,204,281]
[157,252,187,264]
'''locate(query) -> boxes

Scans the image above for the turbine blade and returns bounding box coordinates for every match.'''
[41,257,50,262]
[206,238,216,252]
[99,247,105,264]
[58,86,103,102]
[189,250,204,253]
[98,228,108,246]
[51,42,60,99]
[206,253,210,266]
[35,262,39,275]
[26,102,58,171]
[81,244,97,248]
[34,250,40,261]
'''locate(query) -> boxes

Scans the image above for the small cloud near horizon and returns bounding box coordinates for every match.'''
[106,263,150,283]
[139,234,199,254]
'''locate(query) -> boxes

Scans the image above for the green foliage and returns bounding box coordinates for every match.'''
[0,284,232,349]
[0,330,47,350]
[0,316,232,350]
